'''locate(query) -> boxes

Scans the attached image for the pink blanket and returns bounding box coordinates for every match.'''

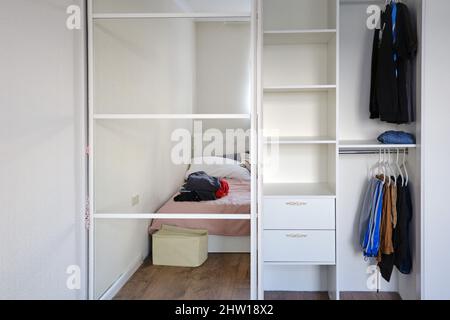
[150,179,251,236]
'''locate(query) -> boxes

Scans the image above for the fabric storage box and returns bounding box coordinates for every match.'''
[152,225,208,267]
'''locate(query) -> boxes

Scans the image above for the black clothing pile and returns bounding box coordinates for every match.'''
[174,171,220,202]
[370,2,418,124]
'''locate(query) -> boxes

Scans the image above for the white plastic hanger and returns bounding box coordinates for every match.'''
[378,148,386,184]
[383,149,391,185]
[387,150,397,186]
[402,148,409,186]
[396,148,405,186]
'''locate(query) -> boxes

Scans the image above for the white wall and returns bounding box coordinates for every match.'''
[422,0,450,300]
[339,1,416,141]
[0,0,87,299]
[93,4,195,299]
[195,21,251,151]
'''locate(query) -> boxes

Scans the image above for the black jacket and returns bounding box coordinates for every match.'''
[370,3,417,124]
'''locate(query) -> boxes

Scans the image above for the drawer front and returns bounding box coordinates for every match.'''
[264,230,335,263]
[264,198,335,230]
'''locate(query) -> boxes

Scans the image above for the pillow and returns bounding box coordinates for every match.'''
[186,157,250,181]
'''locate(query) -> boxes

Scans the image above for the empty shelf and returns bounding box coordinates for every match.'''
[264,29,337,45]
[263,183,336,198]
[264,85,336,93]
[94,114,251,120]
[93,13,252,20]
[264,137,337,145]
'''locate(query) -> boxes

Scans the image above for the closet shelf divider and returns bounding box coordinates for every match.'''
[94,213,252,220]
[264,136,337,145]
[263,85,337,93]
[263,183,336,198]
[93,114,251,120]
[92,13,252,20]
[264,29,337,45]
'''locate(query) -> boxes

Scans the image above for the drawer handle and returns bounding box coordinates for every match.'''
[285,201,308,206]
[286,233,308,238]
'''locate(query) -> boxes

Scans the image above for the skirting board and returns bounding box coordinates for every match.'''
[99,255,144,300]
[208,236,251,253]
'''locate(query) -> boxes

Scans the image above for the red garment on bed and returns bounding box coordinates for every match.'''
[215,179,229,199]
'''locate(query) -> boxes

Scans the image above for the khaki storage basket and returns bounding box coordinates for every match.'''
[152,225,208,267]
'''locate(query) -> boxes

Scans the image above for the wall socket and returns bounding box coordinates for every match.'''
[131,194,140,207]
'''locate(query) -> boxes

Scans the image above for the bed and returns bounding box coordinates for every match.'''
[149,178,251,237]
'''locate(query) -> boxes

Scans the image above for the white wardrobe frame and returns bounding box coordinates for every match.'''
[87,0,424,301]
[86,0,260,300]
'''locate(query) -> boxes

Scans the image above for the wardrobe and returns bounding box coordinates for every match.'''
[88,0,424,300]
[258,0,423,300]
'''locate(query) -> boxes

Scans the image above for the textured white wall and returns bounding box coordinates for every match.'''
[195,21,251,154]
[0,0,87,299]
[422,0,450,300]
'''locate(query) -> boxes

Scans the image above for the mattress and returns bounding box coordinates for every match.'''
[150,179,251,236]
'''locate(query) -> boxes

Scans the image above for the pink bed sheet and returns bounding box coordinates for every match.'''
[149,179,251,236]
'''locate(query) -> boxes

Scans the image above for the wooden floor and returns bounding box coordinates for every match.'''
[115,254,250,300]
[115,253,401,300]
[266,292,401,300]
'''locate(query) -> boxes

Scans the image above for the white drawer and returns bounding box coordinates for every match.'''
[264,198,335,230]
[264,230,335,263]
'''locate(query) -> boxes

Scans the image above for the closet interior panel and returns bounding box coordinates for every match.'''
[263,144,337,195]
[263,90,336,139]
[339,1,415,143]
[399,0,422,300]
[263,0,337,30]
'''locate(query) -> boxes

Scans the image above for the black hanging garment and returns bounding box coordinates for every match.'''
[370,3,417,124]
[394,180,413,274]
[378,177,413,281]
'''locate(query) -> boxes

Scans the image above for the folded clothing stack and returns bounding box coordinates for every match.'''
[377,131,416,145]
[174,171,229,202]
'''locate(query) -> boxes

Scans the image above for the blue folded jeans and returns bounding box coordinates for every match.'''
[377,131,416,145]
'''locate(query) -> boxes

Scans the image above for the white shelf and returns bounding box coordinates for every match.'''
[264,85,336,93]
[263,183,336,198]
[264,261,336,266]
[264,29,336,45]
[339,140,417,149]
[92,13,251,20]
[264,137,336,145]
[94,213,251,220]
[94,114,251,120]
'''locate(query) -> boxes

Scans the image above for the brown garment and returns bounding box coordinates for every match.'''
[377,178,395,262]
[391,184,398,228]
